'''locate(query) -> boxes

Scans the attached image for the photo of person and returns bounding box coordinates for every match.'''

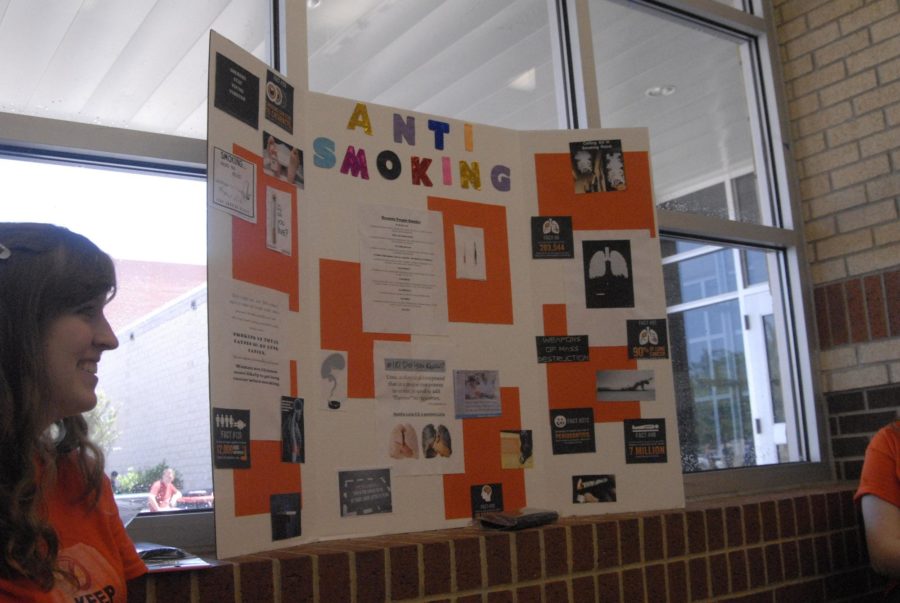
[262,131,304,188]
[148,468,182,511]
[453,370,501,418]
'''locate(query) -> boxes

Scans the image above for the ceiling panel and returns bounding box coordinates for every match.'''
[309,0,445,94]
[416,28,553,122]
[82,1,234,125]
[130,2,269,137]
[307,0,560,131]
[0,0,82,109]
[0,0,266,135]
[371,2,548,112]
[27,2,157,117]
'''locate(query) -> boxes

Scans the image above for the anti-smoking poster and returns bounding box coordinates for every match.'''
[207,32,683,560]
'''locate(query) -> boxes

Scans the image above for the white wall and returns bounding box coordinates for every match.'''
[101,286,212,493]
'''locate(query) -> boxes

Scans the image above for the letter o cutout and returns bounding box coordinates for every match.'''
[377,150,402,181]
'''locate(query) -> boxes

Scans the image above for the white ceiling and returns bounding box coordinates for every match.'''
[0,0,755,200]
[308,0,560,130]
[0,0,268,138]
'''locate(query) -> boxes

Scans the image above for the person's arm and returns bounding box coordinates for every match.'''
[170,487,182,507]
[147,481,161,512]
[101,477,147,581]
[861,494,900,579]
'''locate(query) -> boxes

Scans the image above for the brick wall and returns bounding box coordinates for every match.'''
[774,0,900,474]
[132,484,881,602]
[827,383,900,480]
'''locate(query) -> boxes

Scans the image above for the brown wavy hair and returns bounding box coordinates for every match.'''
[0,223,116,591]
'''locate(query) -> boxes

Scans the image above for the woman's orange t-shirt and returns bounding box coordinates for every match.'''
[0,457,147,602]
[855,421,900,596]
[855,421,900,506]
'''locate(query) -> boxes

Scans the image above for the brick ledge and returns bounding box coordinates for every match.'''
[132,483,885,602]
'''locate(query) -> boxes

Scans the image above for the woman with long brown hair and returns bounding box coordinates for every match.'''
[0,223,146,600]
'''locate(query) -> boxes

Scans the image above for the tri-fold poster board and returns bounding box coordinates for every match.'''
[206,32,684,559]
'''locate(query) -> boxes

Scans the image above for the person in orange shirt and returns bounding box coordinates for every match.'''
[148,468,182,511]
[855,419,900,601]
[0,223,146,601]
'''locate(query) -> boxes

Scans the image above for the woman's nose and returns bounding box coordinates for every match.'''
[95,313,119,351]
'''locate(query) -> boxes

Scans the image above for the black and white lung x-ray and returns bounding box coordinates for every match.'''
[582,240,634,308]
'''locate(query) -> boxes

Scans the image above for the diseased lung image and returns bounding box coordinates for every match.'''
[582,240,634,308]
[569,139,626,194]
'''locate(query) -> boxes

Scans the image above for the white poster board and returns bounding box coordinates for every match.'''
[207,32,683,559]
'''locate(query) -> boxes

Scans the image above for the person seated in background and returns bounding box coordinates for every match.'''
[148,467,182,512]
[855,418,900,601]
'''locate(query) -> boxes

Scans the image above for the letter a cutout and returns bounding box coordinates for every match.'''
[347,102,373,135]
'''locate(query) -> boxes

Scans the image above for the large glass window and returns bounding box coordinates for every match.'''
[307,0,563,129]
[0,156,210,517]
[588,1,769,224]
[585,0,817,479]
[663,236,797,472]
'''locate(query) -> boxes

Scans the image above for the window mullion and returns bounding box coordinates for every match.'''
[547,0,600,129]
[637,0,767,35]
[658,209,801,250]
[0,111,206,173]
